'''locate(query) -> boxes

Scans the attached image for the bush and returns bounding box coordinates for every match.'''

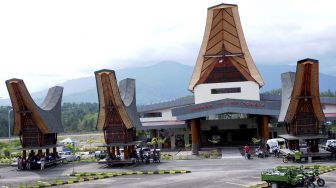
[199,152,210,159]
[10,153,21,158]
[209,150,220,158]
[80,146,99,152]
[161,154,172,160]
[0,158,11,164]
[0,154,6,159]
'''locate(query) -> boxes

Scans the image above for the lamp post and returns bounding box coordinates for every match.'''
[8,107,13,142]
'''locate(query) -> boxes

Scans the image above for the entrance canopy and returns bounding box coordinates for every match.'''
[279,134,328,141]
[172,98,280,120]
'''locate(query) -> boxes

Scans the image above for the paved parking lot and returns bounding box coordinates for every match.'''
[1,155,336,188]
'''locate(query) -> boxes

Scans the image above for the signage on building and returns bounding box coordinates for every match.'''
[189,100,265,113]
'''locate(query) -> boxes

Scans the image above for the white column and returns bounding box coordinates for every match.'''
[184,132,190,146]
[170,130,176,150]
[157,131,162,149]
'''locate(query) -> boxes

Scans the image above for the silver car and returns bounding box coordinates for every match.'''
[59,151,80,162]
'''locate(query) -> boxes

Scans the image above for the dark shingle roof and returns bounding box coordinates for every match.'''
[119,78,142,129]
[137,96,195,112]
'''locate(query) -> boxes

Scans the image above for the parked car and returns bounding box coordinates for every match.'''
[325,140,336,148]
[58,151,80,162]
[94,150,107,159]
[324,140,336,153]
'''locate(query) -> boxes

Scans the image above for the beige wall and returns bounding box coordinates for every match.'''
[194,81,260,104]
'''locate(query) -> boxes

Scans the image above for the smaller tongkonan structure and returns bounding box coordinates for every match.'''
[6,79,63,169]
[95,69,141,164]
[280,58,327,154]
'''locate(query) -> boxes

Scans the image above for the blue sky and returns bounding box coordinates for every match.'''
[0,0,336,98]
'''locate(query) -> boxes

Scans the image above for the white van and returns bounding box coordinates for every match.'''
[266,138,285,153]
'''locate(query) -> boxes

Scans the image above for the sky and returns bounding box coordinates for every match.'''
[0,0,336,98]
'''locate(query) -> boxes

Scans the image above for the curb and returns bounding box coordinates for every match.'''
[70,170,191,177]
[15,170,191,188]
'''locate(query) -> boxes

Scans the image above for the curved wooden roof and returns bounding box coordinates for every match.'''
[284,58,325,123]
[95,70,140,130]
[6,79,63,135]
[189,3,264,91]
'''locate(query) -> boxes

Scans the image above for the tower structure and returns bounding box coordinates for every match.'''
[95,69,141,161]
[189,3,264,104]
[6,79,63,164]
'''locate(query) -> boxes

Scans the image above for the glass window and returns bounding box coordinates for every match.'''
[140,112,162,118]
[211,87,241,94]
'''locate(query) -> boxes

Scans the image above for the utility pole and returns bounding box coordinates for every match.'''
[8,107,13,142]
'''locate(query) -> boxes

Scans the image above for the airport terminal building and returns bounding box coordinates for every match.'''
[137,4,336,154]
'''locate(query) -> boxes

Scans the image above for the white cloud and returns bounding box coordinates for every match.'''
[0,0,336,98]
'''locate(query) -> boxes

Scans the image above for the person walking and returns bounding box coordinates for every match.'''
[243,145,250,159]
[273,145,279,158]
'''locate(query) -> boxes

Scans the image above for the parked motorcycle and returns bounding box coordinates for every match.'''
[152,149,161,163]
[142,147,151,164]
[305,169,325,187]
[255,147,268,158]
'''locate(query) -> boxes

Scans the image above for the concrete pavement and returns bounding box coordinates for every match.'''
[1,156,336,188]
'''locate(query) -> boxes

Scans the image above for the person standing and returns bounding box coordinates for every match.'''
[40,156,45,170]
[17,156,22,170]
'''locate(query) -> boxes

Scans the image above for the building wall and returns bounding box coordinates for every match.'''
[194,81,260,104]
[323,104,336,114]
[140,108,176,122]
[200,118,258,131]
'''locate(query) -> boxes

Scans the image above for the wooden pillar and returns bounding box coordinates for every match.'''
[190,119,200,155]
[23,150,27,159]
[124,146,128,160]
[38,149,43,156]
[46,148,50,156]
[260,116,269,140]
[107,146,111,156]
[111,147,115,157]
[116,146,120,156]
[151,129,157,139]
[130,145,135,155]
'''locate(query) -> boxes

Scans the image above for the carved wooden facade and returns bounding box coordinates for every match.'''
[188,3,264,91]
[6,79,63,157]
[98,72,135,144]
[281,58,325,153]
[285,59,325,136]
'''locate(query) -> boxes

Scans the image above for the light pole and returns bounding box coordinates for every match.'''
[8,107,13,142]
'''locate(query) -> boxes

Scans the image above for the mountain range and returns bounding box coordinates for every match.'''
[0,61,335,106]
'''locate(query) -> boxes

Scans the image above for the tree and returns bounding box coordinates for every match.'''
[86,137,94,153]
[147,137,166,149]
[262,88,281,95]
[65,143,79,174]
[252,137,261,146]
[320,89,336,97]
[185,144,192,160]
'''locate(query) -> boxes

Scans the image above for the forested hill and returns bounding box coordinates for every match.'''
[1,61,336,106]
[0,103,99,137]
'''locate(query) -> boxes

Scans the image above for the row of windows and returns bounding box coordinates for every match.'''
[140,112,162,118]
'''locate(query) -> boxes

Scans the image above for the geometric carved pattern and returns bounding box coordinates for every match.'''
[284,58,325,135]
[189,3,264,91]
[6,79,63,148]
